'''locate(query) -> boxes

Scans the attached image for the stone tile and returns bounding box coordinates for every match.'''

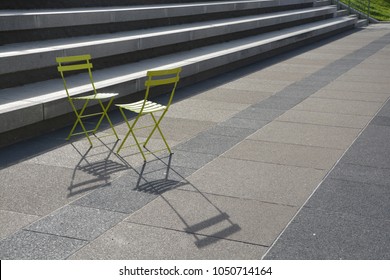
[340,125,390,168]
[277,110,371,128]
[0,135,66,169]
[126,189,297,246]
[68,222,267,260]
[248,121,360,149]
[264,208,390,260]
[160,99,244,122]
[0,210,39,240]
[252,96,304,110]
[107,116,214,143]
[293,97,383,116]
[311,89,389,102]
[220,78,287,93]
[72,185,158,214]
[174,133,240,155]
[305,179,390,220]
[0,230,87,260]
[0,163,112,216]
[274,85,318,99]
[168,150,217,170]
[185,157,326,206]
[206,125,256,139]
[25,137,128,175]
[245,70,308,82]
[234,107,285,121]
[191,87,271,104]
[325,80,390,94]
[329,163,390,187]
[219,117,269,130]
[26,205,128,241]
[377,101,390,117]
[223,140,344,170]
[370,116,390,127]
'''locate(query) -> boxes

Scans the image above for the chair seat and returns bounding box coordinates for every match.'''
[74,93,118,100]
[116,100,166,114]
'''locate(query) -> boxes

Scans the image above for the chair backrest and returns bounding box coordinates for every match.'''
[56,54,97,99]
[143,67,182,112]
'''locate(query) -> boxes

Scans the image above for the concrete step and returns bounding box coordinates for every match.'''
[1,0,314,44]
[0,0,227,9]
[0,6,336,88]
[356,18,368,27]
[336,9,349,17]
[0,16,356,144]
[313,0,331,7]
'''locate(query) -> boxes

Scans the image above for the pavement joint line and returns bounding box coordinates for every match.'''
[21,229,90,242]
[309,96,387,103]
[219,155,329,172]
[270,118,372,129]
[323,177,390,190]
[241,138,347,151]
[172,188,298,209]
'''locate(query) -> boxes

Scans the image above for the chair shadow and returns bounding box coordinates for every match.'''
[129,152,241,249]
[68,137,129,197]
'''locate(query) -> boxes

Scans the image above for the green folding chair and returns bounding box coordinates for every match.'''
[56,54,119,146]
[116,67,182,161]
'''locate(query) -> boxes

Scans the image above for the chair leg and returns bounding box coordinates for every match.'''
[93,98,119,140]
[144,112,171,154]
[68,100,93,146]
[117,108,147,161]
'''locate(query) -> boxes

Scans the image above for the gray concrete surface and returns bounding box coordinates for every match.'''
[0,24,389,260]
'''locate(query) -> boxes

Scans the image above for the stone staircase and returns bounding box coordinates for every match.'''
[0,0,358,147]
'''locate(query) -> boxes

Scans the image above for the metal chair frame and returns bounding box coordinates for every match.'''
[116,67,182,161]
[56,54,119,146]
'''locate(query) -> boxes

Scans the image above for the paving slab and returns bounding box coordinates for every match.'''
[276,110,372,128]
[305,179,390,220]
[223,139,344,170]
[311,89,389,102]
[191,87,272,104]
[68,222,267,260]
[185,157,327,206]
[370,116,390,127]
[251,96,305,110]
[0,230,87,260]
[0,163,110,216]
[329,163,390,187]
[173,132,241,156]
[72,184,158,214]
[26,205,128,241]
[340,124,390,169]
[126,189,297,246]
[218,117,269,130]
[264,208,390,260]
[205,125,256,139]
[324,80,390,94]
[248,121,361,149]
[292,97,383,116]
[234,107,286,121]
[219,78,289,93]
[0,210,39,240]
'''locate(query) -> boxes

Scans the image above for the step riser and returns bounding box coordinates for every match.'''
[0,9,336,88]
